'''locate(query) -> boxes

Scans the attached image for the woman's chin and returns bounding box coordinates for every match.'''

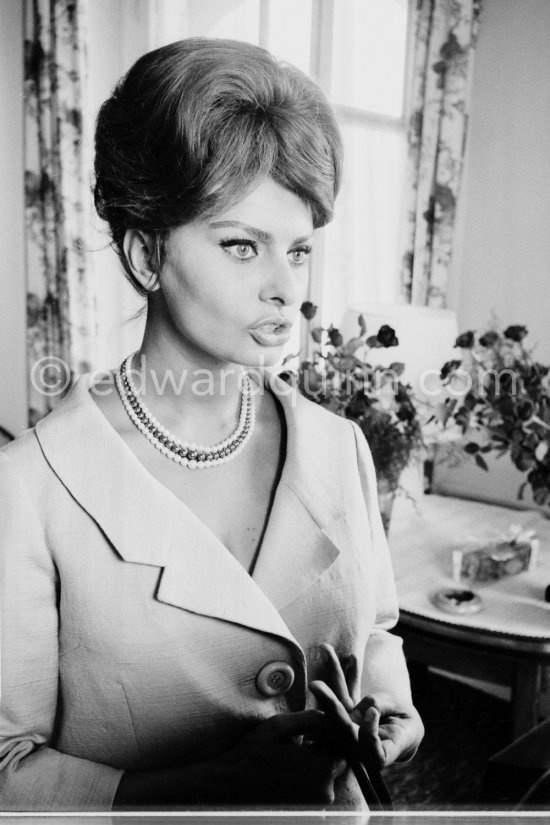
[241,347,285,370]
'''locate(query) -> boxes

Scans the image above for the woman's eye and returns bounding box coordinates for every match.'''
[220,240,258,261]
[233,243,255,260]
[289,246,312,266]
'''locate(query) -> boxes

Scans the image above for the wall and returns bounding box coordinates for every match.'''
[450,0,550,362]
[0,1,26,435]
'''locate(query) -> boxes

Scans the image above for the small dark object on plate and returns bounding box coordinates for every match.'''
[431,588,483,615]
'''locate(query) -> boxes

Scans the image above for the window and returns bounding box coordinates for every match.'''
[109,0,410,361]
[321,0,410,327]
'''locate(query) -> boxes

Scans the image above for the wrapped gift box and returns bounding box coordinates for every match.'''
[452,529,539,585]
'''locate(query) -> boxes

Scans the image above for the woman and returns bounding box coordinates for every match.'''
[0,38,423,810]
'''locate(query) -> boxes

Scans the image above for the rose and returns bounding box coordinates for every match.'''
[328,328,344,348]
[503,325,528,342]
[376,325,399,347]
[440,359,462,381]
[479,330,499,347]
[454,330,474,349]
[300,301,318,321]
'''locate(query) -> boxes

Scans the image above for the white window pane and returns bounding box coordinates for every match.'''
[266,0,312,74]
[322,120,407,327]
[330,0,408,116]
[185,0,260,44]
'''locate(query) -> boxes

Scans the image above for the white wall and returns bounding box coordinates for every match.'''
[0,1,26,435]
[450,0,550,362]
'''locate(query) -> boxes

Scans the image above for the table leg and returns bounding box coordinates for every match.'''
[511,663,541,738]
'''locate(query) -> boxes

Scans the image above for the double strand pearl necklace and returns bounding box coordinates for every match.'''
[115,353,255,470]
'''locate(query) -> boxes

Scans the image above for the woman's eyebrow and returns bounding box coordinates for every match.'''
[210,220,313,247]
[209,220,271,244]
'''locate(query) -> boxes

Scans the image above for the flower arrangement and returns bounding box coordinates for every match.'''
[281,303,423,518]
[439,323,550,507]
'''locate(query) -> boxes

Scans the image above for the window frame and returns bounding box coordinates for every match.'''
[297,0,413,352]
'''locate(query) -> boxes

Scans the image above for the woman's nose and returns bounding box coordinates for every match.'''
[259,255,300,306]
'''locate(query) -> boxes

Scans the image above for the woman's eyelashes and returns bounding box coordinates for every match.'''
[289,245,312,266]
[219,238,312,266]
[219,238,258,262]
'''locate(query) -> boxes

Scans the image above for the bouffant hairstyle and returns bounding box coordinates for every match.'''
[94,38,342,295]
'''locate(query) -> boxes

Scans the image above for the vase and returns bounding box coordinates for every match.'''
[432,438,550,518]
[377,477,397,535]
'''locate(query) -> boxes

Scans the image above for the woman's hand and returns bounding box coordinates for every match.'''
[215,709,347,805]
[113,709,346,808]
[310,642,424,770]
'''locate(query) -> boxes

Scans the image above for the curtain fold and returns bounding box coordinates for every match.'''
[401,0,482,308]
[24,0,95,425]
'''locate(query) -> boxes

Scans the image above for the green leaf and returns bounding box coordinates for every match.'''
[334,354,357,372]
[342,336,365,356]
[366,335,381,348]
[389,362,405,377]
[534,486,550,506]
[464,442,480,454]
[475,453,489,471]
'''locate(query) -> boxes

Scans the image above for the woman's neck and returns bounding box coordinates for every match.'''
[130,321,249,447]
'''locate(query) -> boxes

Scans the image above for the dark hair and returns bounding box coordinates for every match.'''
[94,38,342,295]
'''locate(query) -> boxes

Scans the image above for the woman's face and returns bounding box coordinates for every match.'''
[157,176,314,368]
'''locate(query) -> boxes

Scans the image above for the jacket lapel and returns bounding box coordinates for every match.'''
[251,375,347,610]
[36,373,346,639]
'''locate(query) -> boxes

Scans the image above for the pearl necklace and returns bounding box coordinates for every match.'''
[115,353,255,469]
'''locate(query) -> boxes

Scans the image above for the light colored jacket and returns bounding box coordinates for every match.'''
[0,374,410,811]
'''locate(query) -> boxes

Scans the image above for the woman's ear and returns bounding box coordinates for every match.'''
[122,229,160,292]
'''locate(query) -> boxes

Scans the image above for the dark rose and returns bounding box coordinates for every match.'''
[300,301,318,321]
[396,399,416,423]
[479,330,499,347]
[277,370,295,385]
[377,325,399,347]
[504,325,528,342]
[454,331,474,349]
[328,328,344,347]
[440,359,462,381]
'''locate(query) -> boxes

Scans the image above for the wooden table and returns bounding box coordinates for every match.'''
[388,494,550,738]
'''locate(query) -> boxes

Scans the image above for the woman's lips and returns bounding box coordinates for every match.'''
[249,322,292,347]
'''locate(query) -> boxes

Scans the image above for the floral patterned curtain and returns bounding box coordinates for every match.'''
[401,0,483,307]
[24,0,95,425]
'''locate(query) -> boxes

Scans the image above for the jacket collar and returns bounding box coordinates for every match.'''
[35,373,348,642]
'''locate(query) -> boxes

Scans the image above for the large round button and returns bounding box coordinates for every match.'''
[255,661,295,697]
